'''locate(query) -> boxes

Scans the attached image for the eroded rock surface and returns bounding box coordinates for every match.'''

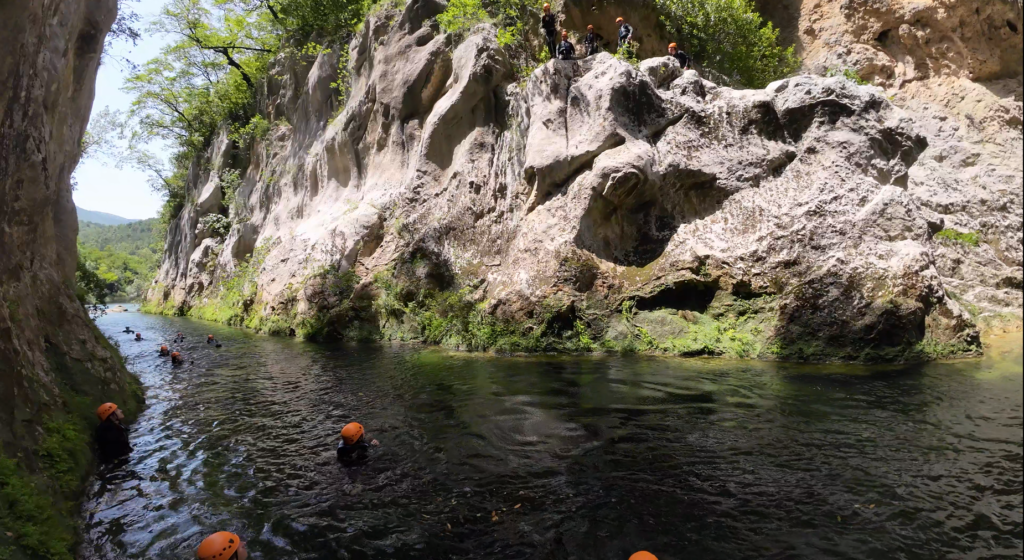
[148,0,1021,360]
[1,0,142,555]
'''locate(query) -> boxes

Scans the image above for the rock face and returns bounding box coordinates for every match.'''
[0,0,142,555]
[149,0,1021,361]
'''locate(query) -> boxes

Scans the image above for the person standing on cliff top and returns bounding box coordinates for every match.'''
[584,25,603,56]
[616,17,633,49]
[668,42,689,69]
[557,30,576,60]
[95,403,132,463]
[541,3,558,57]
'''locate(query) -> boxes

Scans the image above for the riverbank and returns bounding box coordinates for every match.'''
[141,274,985,364]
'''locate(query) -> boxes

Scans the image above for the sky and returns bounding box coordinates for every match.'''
[72,0,172,220]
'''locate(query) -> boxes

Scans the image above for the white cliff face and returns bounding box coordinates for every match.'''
[149,0,1021,360]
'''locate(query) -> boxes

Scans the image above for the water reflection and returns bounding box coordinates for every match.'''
[82,309,1023,559]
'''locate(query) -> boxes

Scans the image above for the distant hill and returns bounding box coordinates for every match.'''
[76,206,139,225]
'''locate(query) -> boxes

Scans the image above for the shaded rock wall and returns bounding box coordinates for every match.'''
[0,0,142,554]
[149,0,1021,360]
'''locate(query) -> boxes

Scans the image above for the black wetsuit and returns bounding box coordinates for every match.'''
[557,40,576,61]
[618,23,633,48]
[584,31,603,56]
[542,13,558,57]
[672,50,690,69]
[95,421,132,463]
[337,440,371,464]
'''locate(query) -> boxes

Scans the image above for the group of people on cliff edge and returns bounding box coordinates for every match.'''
[541,4,689,69]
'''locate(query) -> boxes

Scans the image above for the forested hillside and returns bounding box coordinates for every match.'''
[77,219,161,301]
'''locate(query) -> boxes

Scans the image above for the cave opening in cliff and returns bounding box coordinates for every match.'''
[634,279,720,314]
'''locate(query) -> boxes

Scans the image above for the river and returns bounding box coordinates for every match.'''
[80,307,1023,559]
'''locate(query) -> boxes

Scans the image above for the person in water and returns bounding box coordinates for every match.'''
[197,531,248,560]
[171,351,184,365]
[95,403,132,463]
[207,334,222,347]
[122,326,134,334]
[174,332,185,343]
[159,345,170,357]
[337,422,379,464]
[135,332,143,341]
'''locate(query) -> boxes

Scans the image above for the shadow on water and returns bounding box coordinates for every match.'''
[82,309,1024,560]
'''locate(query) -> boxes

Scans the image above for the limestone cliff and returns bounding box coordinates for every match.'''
[1,0,142,555]
[147,0,1022,361]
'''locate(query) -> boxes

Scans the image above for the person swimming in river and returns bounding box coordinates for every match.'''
[171,351,185,365]
[122,326,134,334]
[95,403,132,464]
[337,422,379,464]
[174,332,185,343]
[158,345,170,357]
[207,334,222,347]
[134,332,143,341]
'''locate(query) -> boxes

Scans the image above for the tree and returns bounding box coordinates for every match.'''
[654,0,798,88]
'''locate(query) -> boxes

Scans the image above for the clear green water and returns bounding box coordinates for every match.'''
[81,308,1023,559]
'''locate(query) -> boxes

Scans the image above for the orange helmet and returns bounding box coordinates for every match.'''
[197,531,241,560]
[96,403,118,422]
[562,30,568,38]
[543,2,550,9]
[341,422,364,445]
[171,351,181,358]
[668,42,677,49]
[616,17,624,24]
[630,553,658,560]
[587,25,594,31]
[135,332,142,338]
[161,345,168,351]
[208,334,214,340]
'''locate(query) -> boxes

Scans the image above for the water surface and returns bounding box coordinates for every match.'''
[81,308,1023,559]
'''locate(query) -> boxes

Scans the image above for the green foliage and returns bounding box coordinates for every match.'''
[219,169,243,217]
[198,214,232,238]
[229,114,271,147]
[187,240,275,325]
[437,0,489,36]
[826,66,869,85]
[276,0,372,41]
[75,253,108,311]
[330,44,354,112]
[0,454,75,560]
[935,228,981,247]
[655,0,799,88]
[36,421,90,499]
[614,41,640,67]
[77,219,162,301]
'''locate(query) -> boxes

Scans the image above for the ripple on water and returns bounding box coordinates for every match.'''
[80,310,1024,559]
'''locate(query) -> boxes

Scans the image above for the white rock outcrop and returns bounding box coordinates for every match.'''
[148,0,1021,360]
